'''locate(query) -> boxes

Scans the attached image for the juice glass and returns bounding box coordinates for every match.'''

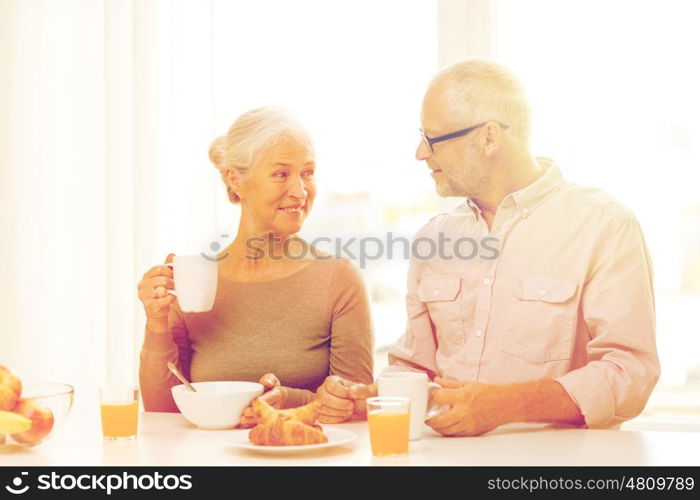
[367,397,410,456]
[100,386,139,440]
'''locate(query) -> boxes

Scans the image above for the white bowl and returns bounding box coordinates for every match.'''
[171,381,263,430]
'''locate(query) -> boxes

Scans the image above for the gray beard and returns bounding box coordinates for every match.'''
[436,177,465,197]
[437,167,489,199]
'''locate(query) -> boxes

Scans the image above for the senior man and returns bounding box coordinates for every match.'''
[317,58,660,435]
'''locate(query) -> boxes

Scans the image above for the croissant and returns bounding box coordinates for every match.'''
[248,398,328,446]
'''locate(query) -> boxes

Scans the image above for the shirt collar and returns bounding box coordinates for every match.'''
[505,157,564,212]
[458,157,564,217]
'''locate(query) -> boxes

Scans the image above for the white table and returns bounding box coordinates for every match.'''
[2,395,699,466]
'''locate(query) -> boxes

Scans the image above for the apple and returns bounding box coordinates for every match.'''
[10,399,54,445]
[0,365,22,411]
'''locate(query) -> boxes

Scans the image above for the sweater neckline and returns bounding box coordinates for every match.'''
[217,258,324,285]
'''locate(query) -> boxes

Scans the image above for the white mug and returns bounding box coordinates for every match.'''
[377,371,448,440]
[167,255,217,312]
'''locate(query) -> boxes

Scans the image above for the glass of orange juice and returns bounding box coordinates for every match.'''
[367,397,410,456]
[99,386,139,440]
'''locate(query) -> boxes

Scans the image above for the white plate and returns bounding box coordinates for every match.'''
[230,427,356,453]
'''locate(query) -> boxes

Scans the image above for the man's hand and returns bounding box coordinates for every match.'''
[316,375,377,423]
[426,377,511,437]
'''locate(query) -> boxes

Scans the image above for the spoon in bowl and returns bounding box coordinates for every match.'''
[167,362,197,392]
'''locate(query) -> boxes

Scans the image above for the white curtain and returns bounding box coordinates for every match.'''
[1,0,110,388]
[0,0,225,389]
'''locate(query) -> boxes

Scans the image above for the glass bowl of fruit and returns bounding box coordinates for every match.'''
[1,366,74,447]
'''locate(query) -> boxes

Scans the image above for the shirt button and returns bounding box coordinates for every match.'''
[539,289,547,296]
[483,277,492,285]
[433,290,439,296]
[522,208,530,218]
[474,329,483,337]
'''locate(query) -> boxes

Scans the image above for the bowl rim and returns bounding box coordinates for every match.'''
[20,382,75,399]
[171,381,264,394]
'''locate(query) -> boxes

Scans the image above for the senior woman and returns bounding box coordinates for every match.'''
[137,107,374,423]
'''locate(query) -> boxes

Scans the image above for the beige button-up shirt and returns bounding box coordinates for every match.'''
[388,159,660,428]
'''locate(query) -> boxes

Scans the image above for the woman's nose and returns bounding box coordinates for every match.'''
[287,174,307,199]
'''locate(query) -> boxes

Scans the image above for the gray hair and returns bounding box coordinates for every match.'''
[208,106,312,203]
[430,58,531,143]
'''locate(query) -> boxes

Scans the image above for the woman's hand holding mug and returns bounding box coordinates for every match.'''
[137,254,177,330]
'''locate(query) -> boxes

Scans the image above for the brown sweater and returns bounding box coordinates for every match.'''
[139,257,374,412]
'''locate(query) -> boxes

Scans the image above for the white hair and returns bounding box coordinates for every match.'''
[430,58,531,143]
[208,106,312,203]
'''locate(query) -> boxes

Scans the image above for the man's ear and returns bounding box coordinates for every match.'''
[483,122,502,157]
[225,168,244,200]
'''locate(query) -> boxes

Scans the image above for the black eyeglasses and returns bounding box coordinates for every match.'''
[419,122,509,152]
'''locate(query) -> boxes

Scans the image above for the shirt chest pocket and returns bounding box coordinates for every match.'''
[503,272,579,363]
[417,275,465,352]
